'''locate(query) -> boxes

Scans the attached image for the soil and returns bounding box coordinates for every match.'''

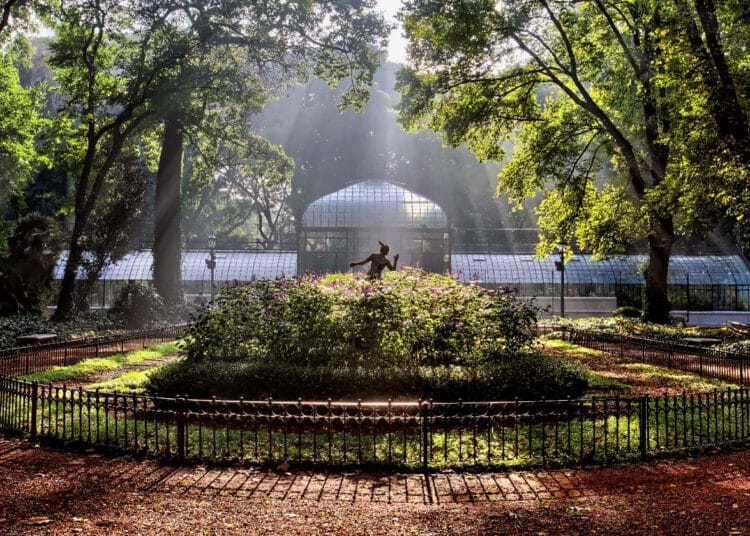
[1,437,750,535]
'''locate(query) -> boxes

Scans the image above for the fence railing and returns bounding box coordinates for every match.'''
[0,325,188,377]
[557,327,750,385]
[1,376,749,470]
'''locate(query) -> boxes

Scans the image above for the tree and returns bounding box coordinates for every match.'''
[0,0,41,41]
[49,0,172,319]
[144,0,389,304]
[0,212,62,316]
[396,0,745,323]
[183,133,295,249]
[0,50,42,249]
[74,152,150,312]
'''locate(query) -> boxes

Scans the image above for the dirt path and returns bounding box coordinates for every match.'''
[49,354,182,390]
[1,437,750,535]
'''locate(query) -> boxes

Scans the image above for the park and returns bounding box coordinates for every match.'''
[1,0,750,534]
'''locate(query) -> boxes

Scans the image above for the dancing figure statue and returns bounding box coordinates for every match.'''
[349,241,399,279]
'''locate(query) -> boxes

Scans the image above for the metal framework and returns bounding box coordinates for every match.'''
[298,180,451,274]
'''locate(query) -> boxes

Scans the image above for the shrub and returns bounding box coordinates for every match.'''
[0,313,122,350]
[108,282,166,328]
[183,269,539,367]
[613,306,641,319]
[147,350,589,401]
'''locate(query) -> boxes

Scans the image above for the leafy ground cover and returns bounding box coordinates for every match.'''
[540,317,750,347]
[542,339,736,395]
[18,341,180,386]
[0,314,124,350]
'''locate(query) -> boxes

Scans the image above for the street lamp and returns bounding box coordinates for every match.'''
[554,244,566,318]
[205,234,217,301]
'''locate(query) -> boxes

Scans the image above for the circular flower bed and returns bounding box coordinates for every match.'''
[149,269,589,400]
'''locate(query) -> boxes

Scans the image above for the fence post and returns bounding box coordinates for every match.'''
[30,381,38,439]
[64,346,68,366]
[639,395,649,458]
[24,353,30,376]
[176,396,186,462]
[420,400,429,472]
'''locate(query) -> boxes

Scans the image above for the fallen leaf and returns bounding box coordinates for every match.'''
[19,517,51,526]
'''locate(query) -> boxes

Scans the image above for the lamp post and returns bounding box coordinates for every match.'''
[554,244,566,318]
[205,234,217,301]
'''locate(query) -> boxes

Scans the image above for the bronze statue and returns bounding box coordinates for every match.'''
[350,241,399,279]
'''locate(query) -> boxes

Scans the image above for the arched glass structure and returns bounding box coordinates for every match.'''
[298,180,450,274]
[451,254,750,310]
[54,251,296,309]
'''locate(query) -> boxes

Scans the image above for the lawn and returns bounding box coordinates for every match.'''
[541,339,736,395]
[18,342,180,385]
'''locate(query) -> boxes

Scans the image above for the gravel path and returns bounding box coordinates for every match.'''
[1,437,750,535]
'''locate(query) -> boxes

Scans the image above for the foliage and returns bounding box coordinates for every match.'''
[0,313,121,350]
[395,0,750,324]
[147,270,583,400]
[0,213,63,315]
[183,269,538,367]
[613,306,642,319]
[20,341,179,383]
[147,351,588,401]
[108,282,166,329]
[0,51,44,223]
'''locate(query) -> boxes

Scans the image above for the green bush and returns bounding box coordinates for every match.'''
[147,270,590,401]
[0,313,122,350]
[108,282,166,328]
[613,306,641,318]
[147,350,589,401]
[184,269,539,367]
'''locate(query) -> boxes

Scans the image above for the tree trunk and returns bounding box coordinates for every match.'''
[642,219,675,324]
[153,113,184,306]
[54,228,83,321]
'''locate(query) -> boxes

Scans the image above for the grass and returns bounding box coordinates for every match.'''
[621,363,735,392]
[18,341,180,384]
[541,339,613,360]
[85,361,181,394]
[541,338,737,394]
[12,386,749,470]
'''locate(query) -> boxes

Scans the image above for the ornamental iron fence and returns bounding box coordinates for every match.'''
[559,328,750,385]
[0,325,188,377]
[1,376,750,470]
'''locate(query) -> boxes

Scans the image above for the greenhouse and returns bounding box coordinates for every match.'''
[452,254,750,311]
[51,179,750,313]
[298,180,451,274]
[53,250,297,309]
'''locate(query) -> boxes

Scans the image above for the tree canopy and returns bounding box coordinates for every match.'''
[397,0,750,323]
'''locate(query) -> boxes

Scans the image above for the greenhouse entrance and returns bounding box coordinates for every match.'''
[297,180,450,275]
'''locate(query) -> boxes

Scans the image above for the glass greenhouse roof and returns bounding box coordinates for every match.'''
[451,254,750,286]
[301,180,448,229]
[54,251,750,286]
[54,251,297,282]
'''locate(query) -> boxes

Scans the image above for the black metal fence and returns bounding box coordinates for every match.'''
[0,325,188,377]
[559,328,750,384]
[1,377,750,469]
